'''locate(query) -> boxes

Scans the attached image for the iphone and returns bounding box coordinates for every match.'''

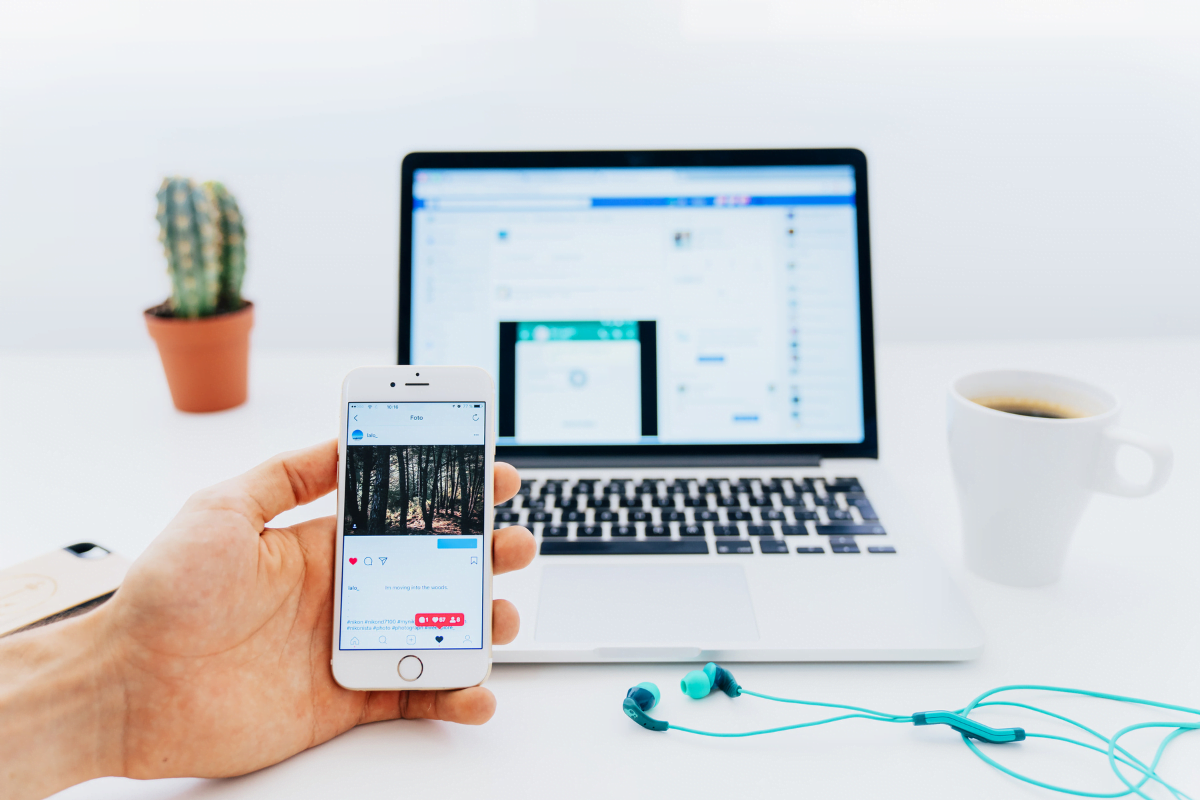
[331,366,495,690]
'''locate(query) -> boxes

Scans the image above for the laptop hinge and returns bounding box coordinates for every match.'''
[501,454,822,469]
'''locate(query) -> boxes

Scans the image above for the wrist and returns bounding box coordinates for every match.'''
[0,608,127,799]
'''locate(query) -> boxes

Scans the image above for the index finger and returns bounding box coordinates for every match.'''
[217,439,339,527]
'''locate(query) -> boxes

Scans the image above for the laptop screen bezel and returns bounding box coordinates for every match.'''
[399,149,878,461]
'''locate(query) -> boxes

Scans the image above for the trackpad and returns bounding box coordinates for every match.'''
[534,564,759,644]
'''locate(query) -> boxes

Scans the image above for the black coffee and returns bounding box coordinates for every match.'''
[971,397,1082,419]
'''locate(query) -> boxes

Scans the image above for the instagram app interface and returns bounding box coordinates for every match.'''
[339,402,487,651]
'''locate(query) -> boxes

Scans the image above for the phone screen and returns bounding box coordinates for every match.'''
[339,401,487,651]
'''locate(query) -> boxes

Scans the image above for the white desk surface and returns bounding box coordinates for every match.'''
[2,338,1197,799]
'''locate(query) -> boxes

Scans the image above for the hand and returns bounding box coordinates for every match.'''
[0,441,534,797]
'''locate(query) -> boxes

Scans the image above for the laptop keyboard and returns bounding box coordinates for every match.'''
[495,476,896,556]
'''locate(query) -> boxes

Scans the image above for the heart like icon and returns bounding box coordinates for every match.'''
[348,558,358,565]
[435,636,444,643]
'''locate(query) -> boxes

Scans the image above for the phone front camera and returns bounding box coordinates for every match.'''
[390,382,395,387]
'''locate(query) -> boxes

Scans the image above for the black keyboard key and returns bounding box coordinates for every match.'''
[596,510,618,522]
[563,510,586,523]
[868,546,896,553]
[647,524,671,537]
[727,509,753,522]
[630,510,652,523]
[612,525,637,537]
[765,478,788,492]
[669,480,690,494]
[717,541,754,554]
[716,496,741,508]
[578,525,602,538]
[651,496,676,508]
[761,510,786,521]
[828,536,857,547]
[526,497,551,510]
[810,494,835,506]
[791,510,819,521]
[682,524,706,537]
[495,511,520,522]
[683,496,709,507]
[701,479,726,492]
[635,480,661,494]
[795,546,824,554]
[604,481,627,494]
[816,525,885,536]
[793,478,816,493]
[543,481,565,494]
[826,509,854,521]
[759,539,789,554]
[619,496,645,508]
[497,499,514,508]
[713,525,740,537]
[748,495,774,507]
[543,526,568,538]
[747,525,774,536]
[780,495,807,507]
[847,497,879,520]
[694,510,720,522]
[831,544,861,554]
[586,496,611,509]
[662,510,686,523]
[825,478,863,493]
[529,511,552,523]
[541,540,709,555]
[781,525,809,536]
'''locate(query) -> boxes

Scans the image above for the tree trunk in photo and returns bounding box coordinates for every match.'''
[369,446,389,531]
[419,446,433,531]
[458,447,468,530]
[359,448,371,532]
[397,446,409,533]
[424,446,442,531]
[345,449,362,530]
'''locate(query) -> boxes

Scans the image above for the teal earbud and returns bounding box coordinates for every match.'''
[681,662,741,699]
[622,682,667,731]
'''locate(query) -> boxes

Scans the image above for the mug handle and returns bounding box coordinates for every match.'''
[1093,426,1173,498]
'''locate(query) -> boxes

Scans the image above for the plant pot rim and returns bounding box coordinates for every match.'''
[144,300,254,325]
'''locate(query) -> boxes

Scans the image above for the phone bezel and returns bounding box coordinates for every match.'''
[331,365,495,691]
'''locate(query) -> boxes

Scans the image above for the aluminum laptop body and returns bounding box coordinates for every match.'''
[399,149,983,662]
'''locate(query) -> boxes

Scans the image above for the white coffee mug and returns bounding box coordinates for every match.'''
[947,370,1172,587]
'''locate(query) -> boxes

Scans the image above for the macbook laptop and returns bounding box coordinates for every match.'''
[399,149,983,662]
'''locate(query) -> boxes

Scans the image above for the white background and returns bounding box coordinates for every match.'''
[2,0,1199,352]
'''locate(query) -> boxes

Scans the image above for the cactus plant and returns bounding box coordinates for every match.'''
[154,177,246,318]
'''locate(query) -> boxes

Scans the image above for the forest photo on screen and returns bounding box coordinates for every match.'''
[344,444,485,536]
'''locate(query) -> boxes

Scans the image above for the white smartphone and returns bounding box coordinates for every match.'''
[331,366,495,691]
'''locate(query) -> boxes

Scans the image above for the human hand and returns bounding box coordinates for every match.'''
[0,440,534,797]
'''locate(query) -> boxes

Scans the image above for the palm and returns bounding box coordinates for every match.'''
[92,441,532,779]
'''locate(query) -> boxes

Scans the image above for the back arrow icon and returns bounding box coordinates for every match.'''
[354,415,358,421]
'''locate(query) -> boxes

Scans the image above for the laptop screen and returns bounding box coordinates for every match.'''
[404,156,872,454]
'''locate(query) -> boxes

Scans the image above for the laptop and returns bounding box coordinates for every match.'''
[399,149,983,662]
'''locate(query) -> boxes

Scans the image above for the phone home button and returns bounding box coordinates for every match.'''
[398,655,423,681]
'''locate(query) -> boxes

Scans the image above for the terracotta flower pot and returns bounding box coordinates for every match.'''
[144,302,254,413]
